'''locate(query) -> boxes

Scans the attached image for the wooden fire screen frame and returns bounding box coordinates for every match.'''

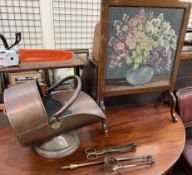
[97,0,191,122]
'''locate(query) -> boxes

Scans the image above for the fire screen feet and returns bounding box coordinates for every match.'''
[161,90,177,122]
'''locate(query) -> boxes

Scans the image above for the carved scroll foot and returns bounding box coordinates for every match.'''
[162,90,177,123]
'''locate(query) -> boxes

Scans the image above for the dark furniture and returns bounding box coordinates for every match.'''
[0,57,86,73]
[0,54,87,91]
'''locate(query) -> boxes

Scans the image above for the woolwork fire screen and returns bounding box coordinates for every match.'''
[97,0,191,122]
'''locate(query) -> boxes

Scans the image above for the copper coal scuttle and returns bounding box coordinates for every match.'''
[4,75,107,158]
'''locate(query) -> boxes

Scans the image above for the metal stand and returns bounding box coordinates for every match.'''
[35,131,80,159]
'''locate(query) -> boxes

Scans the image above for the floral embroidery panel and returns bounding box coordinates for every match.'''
[106,7,184,81]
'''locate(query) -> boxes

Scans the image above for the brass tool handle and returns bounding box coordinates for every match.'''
[47,75,82,120]
[61,160,104,170]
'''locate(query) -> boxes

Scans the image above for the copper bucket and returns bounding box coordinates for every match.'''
[4,75,107,158]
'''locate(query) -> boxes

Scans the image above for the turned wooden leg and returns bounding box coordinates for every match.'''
[162,90,177,122]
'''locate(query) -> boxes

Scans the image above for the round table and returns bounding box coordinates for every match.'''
[0,104,185,175]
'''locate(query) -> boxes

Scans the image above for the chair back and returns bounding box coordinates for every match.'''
[176,87,192,123]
